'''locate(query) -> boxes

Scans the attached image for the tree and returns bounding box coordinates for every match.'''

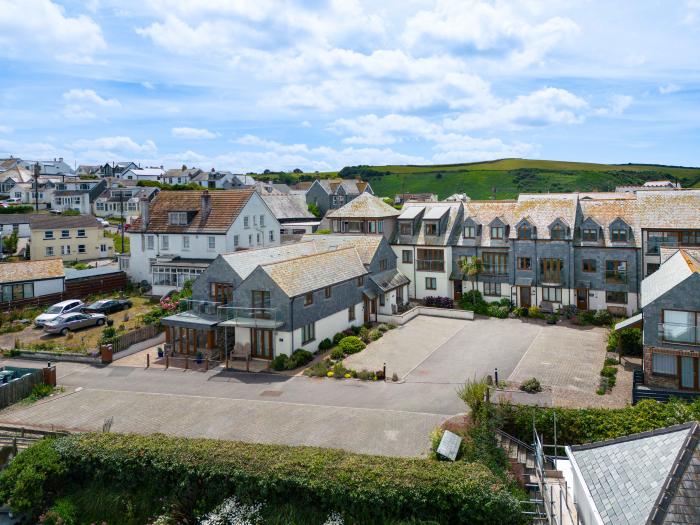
[459,256,482,292]
[2,230,18,254]
[307,203,321,218]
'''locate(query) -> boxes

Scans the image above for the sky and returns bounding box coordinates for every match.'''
[0,0,698,172]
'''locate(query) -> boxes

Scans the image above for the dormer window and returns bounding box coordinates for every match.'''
[551,224,566,240]
[168,212,189,226]
[611,228,628,242]
[518,224,533,240]
[464,225,476,238]
[425,223,438,236]
[582,228,598,242]
[399,222,412,235]
[491,226,504,240]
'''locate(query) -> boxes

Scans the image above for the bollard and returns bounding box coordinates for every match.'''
[185,356,189,370]
[383,362,386,382]
[205,358,208,372]
[146,353,150,368]
[494,368,499,386]
[165,355,169,369]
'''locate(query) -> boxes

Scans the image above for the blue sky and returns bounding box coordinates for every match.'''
[0,0,699,172]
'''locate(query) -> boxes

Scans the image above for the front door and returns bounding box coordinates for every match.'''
[363,297,370,323]
[453,280,463,300]
[576,288,588,310]
[251,329,273,359]
[519,286,531,308]
[679,356,698,390]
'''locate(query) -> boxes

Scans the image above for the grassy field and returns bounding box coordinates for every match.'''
[262,158,700,200]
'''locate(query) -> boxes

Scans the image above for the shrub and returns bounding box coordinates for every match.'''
[600,366,618,379]
[304,360,331,377]
[332,332,345,345]
[498,298,513,309]
[318,338,333,351]
[423,296,454,309]
[330,347,344,360]
[516,306,529,317]
[99,326,118,345]
[338,336,365,355]
[288,349,313,369]
[604,357,618,366]
[559,305,576,319]
[358,326,370,343]
[332,362,348,379]
[368,329,382,341]
[386,323,396,330]
[40,498,77,525]
[606,329,620,352]
[618,327,642,356]
[593,309,614,326]
[527,306,544,319]
[28,383,54,402]
[457,377,489,420]
[519,378,542,394]
[271,355,289,371]
[487,304,509,319]
[357,369,374,381]
[377,323,389,332]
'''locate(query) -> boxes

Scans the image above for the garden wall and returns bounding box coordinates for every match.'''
[0,367,43,409]
[377,307,474,326]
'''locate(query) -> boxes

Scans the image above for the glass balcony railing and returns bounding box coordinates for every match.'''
[218,307,284,328]
[540,271,563,284]
[482,265,508,276]
[178,299,221,316]
[416,260,444,272]
[605,270,628,284]
[646,240,679,255]
[659,323,700,345]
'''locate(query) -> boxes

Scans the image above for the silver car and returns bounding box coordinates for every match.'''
[43,312,107,335]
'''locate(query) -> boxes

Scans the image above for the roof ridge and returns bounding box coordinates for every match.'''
[220,240,315,257]
[260,245,358,267]
[679,249,699,273]
[570,422,697,451]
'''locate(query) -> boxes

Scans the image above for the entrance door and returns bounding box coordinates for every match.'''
[251,329,273,359]
[680,356,698,390]
[576,289,588,310]
[363,297,370,323]
[453,280,463,300]
[519,286,531,308]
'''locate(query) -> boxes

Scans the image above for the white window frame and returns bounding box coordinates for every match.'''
[161,235,169,250]
[208,236,216,250]
[182,235,190,250]
[302,322,315,344]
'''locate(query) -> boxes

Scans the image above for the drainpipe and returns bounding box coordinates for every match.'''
[534,236,538,306]
[412,245,417,299]
[289,296,294,354]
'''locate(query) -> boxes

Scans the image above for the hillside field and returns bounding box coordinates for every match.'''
[261,158,700,200]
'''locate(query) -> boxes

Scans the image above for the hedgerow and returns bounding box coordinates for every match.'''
[1,433,525,524]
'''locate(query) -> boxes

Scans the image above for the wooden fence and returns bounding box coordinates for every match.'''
[109,324,162,352]
[0,367,43,410]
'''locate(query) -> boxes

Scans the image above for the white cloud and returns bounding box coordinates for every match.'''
[683,0,700,24]
[63,89,120,107]
[300,121,311,128]
[659,83,681,95]
[0,0,105,63]
[69,136,157,153]
[594,95,633,117]
[171,127,219,139]
[0,126,12,134]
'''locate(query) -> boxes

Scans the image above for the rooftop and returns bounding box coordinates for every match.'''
[0,258,64,284]
[29,214,102,230]
[300,234,384,265]
[326,192,400,218]
[261,194,314,220]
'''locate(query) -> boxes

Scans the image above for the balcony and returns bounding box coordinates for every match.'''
[179,299,221,316]
[218,307,284,329]
[416,260,444,272]
[605,270,627,284]
[540,271,563,285]
[646,240,679,255]
[659,323,700,345]
[482,265,508,276]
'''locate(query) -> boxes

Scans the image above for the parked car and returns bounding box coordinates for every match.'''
[97,218,110,227]
[34,300,84,327]
[1,197,21,205]
[43,312,106,335]
[82,298,132,315]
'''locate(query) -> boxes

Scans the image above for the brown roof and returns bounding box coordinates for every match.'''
[0,258,64,284]
[29,214,102,230]
[292,181,314,191]
[132,189,255,233]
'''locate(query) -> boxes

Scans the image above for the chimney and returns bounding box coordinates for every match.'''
[139,198,150,231]
[201,190,212,221]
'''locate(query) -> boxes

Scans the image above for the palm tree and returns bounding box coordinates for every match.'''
[460,256,482,292]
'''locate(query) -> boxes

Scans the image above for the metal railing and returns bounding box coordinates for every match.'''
[482,265,508,276]
[604,270,627,284]
[534,431,579,525]
[540,271,563,284]
[658,323,700,345]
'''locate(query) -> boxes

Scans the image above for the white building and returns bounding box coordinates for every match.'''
[120,167,165,182]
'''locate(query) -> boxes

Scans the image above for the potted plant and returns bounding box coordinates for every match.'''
[196,351,203,364]
[157,347,164,358]
[546,313,557,325]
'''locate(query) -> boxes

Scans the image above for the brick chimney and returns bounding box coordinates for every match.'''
[201,190,212,222]
[139,198,150,231]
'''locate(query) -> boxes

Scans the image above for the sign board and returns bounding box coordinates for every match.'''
[437,430,462,461]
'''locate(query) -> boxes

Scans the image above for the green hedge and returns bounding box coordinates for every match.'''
[496,399,700,445]
[0,206,33,214]
[0,433,524,524]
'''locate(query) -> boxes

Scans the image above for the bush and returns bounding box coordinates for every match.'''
[527,306,545,319]
[600,366,618,379]
[318,338,333,351]
[358,326,370,343]
[40,498,77,525]
[288,349,313,369]
[377,323,390,332]
[578,310,596,325]
[619,327,642,356]
[519,378,541,394]
[304,360,331,377]
[331,362,348,379]
[368,329,382,341]
[28,383,54,402]
[338,336,366,355]
[606,329,620,352]
[0,205,33,214]
[559,305,576,319]
[330,347,344,360]
[357,369,374,381]
[271,354,289,371]
[457,377,489,420]
[6,433,524,524]
[498,297,512,309]
[332,332,345,345]
[515,306,529,317]
[593,309,614,326]
[487,304,509,319]
[423,296,454,309]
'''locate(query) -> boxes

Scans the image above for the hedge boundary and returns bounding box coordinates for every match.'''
[3,433,524,524]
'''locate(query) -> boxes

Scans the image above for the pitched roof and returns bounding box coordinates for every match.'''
[29,214,102,229]
[126,168,164,177]
[568,423,700,525]
[0,258,64,284]
[369,268,410,292]
[262,247,367,297]
[300,234,384,265]
[641,249,699,307]
[396,202,463,246]
[261,194,314,220]
[220,241,318,280]
[317,178,366,195]
[132,189,255,233]
[0,213,33,225]
[326,192,400,218]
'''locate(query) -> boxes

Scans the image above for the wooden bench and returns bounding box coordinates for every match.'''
[228,342,251,371]
[539,301,555,315]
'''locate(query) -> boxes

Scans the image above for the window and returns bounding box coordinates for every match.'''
[146,235,154,250]
[582,259,597,273]
[517,257,531,270]
[611,228,628,242]
[208,236,216,250]
[425,277,437,290]
[61,245,71,255]
[542,287,562,302]
[605,260,627,283]
[302,323,315,344]
[234,235,239,247]
[248,234,253,245]
[378,220,383,233]
[582,228,598,242]
[61,230,70,238]
[379,259,387,271]
[416,248,444,272]
[647,263,660,275]
[491,226,504,239]
[540,258,563,283]
[464,225,476,238]
[44,230,54,240]
[305,292,314,306]
[550,224,566,240]
[681,231,700,245]
[78,245,86,254]
[161,235,169,250]
[425,223,438,236]
[325,286,331,299]
[379,293,385,307]
[45,246,54,257]
[269,230,274,242]
[662,310,700,345]
[151,266,204,287]
[357,275,364,287]
[1,282,33,302]
[77,229,86,238]
[256,233,261,244]
[180,236,189,250]
[482,252,508,275]
[399,222,412,235]
[253,215,257,226]
[100,244,107,252]
[484,282,501,296]
[368,221,377,233]
[652,353,677,376]
[210,282,233,304]
[348,305,356,321]
[518,224,533,240]
[168,212,188,225]
[251,290,271,311]
[260,215,265,227]
[244,216,250,228]
[402,250,413,264]
[606,291,627,304]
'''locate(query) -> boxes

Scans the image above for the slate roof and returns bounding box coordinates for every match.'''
[568,423,700,525]
[0,167,33,183]
[0,213,34,225]
[220,242,318,280]
[29,214,102,230]
[395,202,462,246]
[261,194,314,220]
[131,189,255,233]
[641,249,699,308]
[97,186,158,202]
[369,268,410,292]
[300,234,384,265]
[126,168,164,177]
[262,247,367,297]
[317,178,366,195]
[326,192,400,219]
[164,168,202,179]
[0,258,64,284]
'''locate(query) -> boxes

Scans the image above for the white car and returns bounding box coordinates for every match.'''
[97,218,110,227]
[34,299,85,327]
[1,197,21,205]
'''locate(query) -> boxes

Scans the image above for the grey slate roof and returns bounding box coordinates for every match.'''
[326,193,401,219]
[640,250,698,308]
[220,242,318,280]
[261,194,314,220]
[300,234,384,265]
[369,268,410,292]
[64,265,123,280]
[568,423,700,525]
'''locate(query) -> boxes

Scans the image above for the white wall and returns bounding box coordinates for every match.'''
[0,223,30,238]
[393,246,452,300]
[34,277,65,296]
[286,300,365,355]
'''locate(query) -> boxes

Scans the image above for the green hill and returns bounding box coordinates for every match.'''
[261,158,700,200]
